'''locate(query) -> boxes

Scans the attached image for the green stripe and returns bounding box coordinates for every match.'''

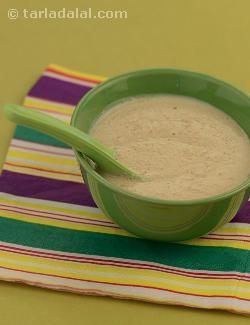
[15,125,70,148]
[0,216,249,273]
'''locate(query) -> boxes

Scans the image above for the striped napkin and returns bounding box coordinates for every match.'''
[0,64,250,314]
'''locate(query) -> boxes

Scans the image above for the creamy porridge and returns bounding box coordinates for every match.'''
[90,95,250,200]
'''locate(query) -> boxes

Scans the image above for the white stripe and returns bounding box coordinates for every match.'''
[0,238,249,279]
[11,139,74,156]
[7,157,79,172]
[43,71,97,88]
[0,268,248,312]
[1,256,250,294]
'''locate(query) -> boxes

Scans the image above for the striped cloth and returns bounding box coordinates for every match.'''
[0,64,250,314]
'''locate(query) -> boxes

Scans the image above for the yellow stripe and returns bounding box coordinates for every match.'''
[1,205,250,250]
[214,225,250,235]
[24,98,73,115]
[8,148,77,168]
[0,196,107,221]
[5,160,81,176]
[0,271,242,313]
[3,163,82,183]
[183,222,250,249]
[0,267,236,313]
[0,209,129,237]
[1,190,249,250]
[182,223,250,249]
[2,189,250,240]
[48,64,107,82]
[118,293,242,312]
[1,173,250,249]
[0,250,249,298]
[183,238,250,250]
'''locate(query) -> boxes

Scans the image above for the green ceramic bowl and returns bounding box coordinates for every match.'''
[71,69,250,241]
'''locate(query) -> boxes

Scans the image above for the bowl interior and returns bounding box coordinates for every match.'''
[71,69,250,197]
[72,69,250,136]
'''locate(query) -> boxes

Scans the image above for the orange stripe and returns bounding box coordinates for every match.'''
[46,67,103,84]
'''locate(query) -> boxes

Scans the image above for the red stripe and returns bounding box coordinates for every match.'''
[0,264,250,302]
[1,243,250,281]
[0,207,119,229]
[202,236,250,244]
[46,68,102,84]
[3,278,247,314]
[1,246,250,282]
[0,203,114,226]
[1,278,246,314]
[203,233,250,239]
[11,144,74,157]
[5,162,81,177]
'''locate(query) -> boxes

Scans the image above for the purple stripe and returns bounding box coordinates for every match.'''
[1,171,249,224]
[232,202,250,223]
[0,170,96,207]
[28,76,92,105]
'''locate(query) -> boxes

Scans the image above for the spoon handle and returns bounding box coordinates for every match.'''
[4,104,136,176]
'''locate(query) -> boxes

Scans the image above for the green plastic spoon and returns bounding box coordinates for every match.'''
[4,104,139,177]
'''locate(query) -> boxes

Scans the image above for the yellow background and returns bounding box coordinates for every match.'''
[0,0,250,323]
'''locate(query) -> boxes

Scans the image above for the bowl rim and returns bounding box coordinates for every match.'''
[71,68,250,206]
